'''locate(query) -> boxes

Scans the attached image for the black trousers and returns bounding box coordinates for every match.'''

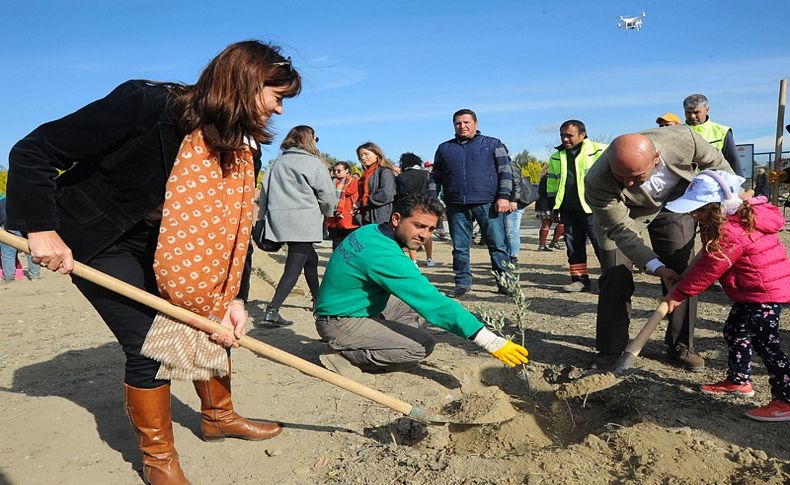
[560,209,601,272]
[237,244,254,303]
[71,221,167,388]
[596,211,698,354]
[270,241,319,308]
[328,227,355,250]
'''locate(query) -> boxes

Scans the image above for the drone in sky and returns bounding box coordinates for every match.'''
[617,12,646,32]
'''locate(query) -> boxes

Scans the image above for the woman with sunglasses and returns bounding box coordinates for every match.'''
[5,41,301,483]
[356,142,397,225]
[258,126,336,327]
[326,161,360,249]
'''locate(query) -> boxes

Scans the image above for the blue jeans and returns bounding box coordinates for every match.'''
[1,230,40,280]
[446,202,510,288]
[504,207,524,260]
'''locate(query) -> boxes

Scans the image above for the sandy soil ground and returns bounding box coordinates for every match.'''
[1,216,789,484]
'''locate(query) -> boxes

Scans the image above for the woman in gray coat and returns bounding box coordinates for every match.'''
[356,142,397,225]
[259,125,336,326]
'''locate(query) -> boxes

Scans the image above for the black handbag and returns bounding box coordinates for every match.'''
[252,218,282,252]
[252,164,283,252]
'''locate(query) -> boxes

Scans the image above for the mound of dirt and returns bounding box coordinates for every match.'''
[555,372,621,399]
[441,387,517,424]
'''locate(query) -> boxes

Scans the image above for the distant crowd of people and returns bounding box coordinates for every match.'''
[4,39,790,484]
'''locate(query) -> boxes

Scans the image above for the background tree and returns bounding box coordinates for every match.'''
[321,151,338,169]
[0,168,7,194]
[513,149,543,183]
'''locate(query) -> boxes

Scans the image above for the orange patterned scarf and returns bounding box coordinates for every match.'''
[142,129,255,380]
[359,162,378,207]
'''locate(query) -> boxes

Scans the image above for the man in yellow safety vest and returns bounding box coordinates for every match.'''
[547,120,607,292]
[683,94,743,175]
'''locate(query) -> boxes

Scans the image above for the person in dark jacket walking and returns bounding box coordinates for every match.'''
[754,167,770,198]
[396,152,435,266]
[431,109,513,298]
[6,40,301,484]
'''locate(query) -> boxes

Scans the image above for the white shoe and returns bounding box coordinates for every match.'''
[425,258,436,267]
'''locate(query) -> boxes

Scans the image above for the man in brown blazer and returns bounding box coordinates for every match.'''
[584,125,733,371]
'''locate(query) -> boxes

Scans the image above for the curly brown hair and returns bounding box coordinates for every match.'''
[696,201,756,254]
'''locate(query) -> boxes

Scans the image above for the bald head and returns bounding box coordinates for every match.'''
[608,134,660,188]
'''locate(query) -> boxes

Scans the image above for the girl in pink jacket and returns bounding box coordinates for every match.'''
[665,170,790,422]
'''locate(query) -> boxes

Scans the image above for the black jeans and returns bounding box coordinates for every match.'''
[270,242,319,308]
[71,221,167,388]
[596,211,697,354]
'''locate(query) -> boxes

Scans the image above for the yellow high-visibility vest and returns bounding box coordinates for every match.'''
[547,139,607,213]
[688,119,731,150]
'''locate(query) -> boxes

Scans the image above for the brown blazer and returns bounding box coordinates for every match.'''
[584,125,733,267]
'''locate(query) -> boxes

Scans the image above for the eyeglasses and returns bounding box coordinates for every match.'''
[333,168,346,173]
[271,56,293,72]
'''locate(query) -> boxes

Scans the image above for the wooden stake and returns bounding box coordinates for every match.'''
[771,79,787,205]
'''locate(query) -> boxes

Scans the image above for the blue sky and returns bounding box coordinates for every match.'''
[1,0,788,169]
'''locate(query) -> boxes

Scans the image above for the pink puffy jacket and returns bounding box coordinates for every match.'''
[671,197,790,304]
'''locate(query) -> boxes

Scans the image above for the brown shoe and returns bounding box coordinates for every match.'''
[124,384,190,485]
[194,363,282,442]
[667,344,705,372]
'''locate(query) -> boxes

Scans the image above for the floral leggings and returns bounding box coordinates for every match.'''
[724,302,790,401]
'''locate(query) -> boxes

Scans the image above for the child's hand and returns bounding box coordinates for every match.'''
[655,266,681,290]
[663,296,685,313]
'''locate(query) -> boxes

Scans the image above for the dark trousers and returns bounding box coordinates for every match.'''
[71,221,166,388]
[724,303,790,401]
[596,211,698,354]
[270,241,319,308]
[328,227,355,250]
[560,209,600,275]
[237,244,254,302]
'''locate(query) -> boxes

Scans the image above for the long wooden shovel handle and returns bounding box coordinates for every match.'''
[0,230,424,420]
[610,252,703,374]
[622,301,669,358]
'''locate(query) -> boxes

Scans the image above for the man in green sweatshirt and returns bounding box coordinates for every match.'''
[314,193,529,383]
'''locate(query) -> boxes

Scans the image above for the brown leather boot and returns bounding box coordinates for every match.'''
[124,384,190,485]
[193,365,282,442]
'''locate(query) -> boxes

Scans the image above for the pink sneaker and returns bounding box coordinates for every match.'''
[745,399,790,422]
[701,379,755,397]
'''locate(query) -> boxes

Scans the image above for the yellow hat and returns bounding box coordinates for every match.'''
[656,112,681,124]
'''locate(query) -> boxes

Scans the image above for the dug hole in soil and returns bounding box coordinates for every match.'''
[1,216,789,484]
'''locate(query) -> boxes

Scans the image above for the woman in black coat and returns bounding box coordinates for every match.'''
[6,41,301,484]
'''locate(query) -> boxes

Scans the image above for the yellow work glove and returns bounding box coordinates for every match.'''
[472,327,529,367]
[492,340,529,367]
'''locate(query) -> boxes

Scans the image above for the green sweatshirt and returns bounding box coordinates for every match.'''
[315,223,484,339]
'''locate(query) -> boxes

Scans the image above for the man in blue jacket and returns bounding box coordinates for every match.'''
[431,109,513,298]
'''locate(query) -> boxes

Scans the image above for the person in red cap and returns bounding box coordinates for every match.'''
[656,112,681,127]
